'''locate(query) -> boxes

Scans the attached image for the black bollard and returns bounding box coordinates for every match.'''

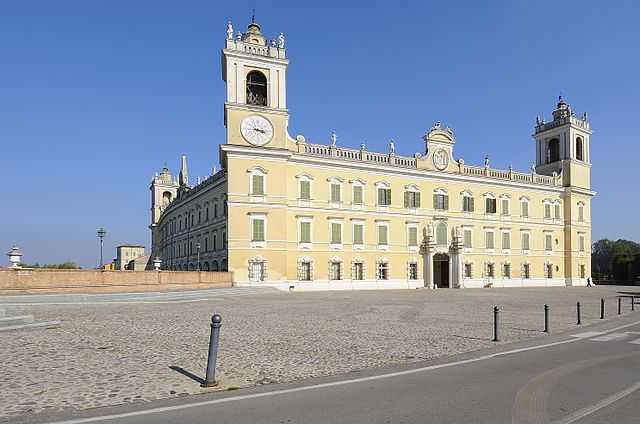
[203,313,222,387]
[600,298,605,319]
[577,301,581,325]
[544,304,550,333]
[492,306,500,342]
[618,297,622,315]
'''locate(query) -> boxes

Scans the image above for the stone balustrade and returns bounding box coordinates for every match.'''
[299,142,558,187]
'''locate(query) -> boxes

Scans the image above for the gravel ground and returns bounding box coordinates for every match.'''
[0,285,635,419]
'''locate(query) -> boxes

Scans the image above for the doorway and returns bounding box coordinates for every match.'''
[433,253,450,288]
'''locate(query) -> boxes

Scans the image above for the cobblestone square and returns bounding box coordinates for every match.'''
[0,286,632,419]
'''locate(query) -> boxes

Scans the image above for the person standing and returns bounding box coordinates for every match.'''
[586,276,592,287]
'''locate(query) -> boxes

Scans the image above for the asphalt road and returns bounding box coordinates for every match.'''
[12,314,640,424]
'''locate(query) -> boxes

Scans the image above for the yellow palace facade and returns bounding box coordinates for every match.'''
[149,19,594,290]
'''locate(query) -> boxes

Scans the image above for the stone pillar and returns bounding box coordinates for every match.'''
[449,227,465,289]
[420,226,435,288]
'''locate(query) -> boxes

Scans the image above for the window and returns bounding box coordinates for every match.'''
[408,226,418,247]
[205,207,209,221]
[352,185,364,205]
[330,183,341,203]
[545,263,553,279]
[544,203,552,219]
[299,221,311,244]
[545,233,552,252]
[222,231,226,248]
[408,263,418,280]
[246,70,267,106]
[486,263,495,279]
[554,203,561,220]
[502,232,511,250]
[523,263,531,279]
[213,233,217,251]
[299,261,312,281]
[503,263,511,279]
[300,180,311,200]
[436,222,447,246]
[547,138,560,163]
[252,217,265,242]
[464,263,472,278]
[579,234,585,253]
[404,189,421,208]
[521,199,529,218]
[434,189,448,210]
[353,223,364,246]
[377,187,391,206]
[485,231,495,249]
[249,260,266,282]
[485,198,497,214]
[579,264,586,279]
[576,137,584,161]
[501,198,510,216]
[330,222,342,245]
[578,203,585,222]
[252,174,265,195]
[353,262,364,280]
[464,229,472,248]
[378,224,389,247]
[522,232,531,251]
[214,203,218,218]
[462,194,474,213]
[329,261,342,280]
[377,262,389,280]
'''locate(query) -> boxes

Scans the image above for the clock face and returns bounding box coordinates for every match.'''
[433,149,449,170]
[240,115,273,146]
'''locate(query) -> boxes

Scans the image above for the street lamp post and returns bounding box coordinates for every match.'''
[196,242,201,271]
[97,228,106,269]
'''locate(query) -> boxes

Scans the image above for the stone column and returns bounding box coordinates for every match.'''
[420,226,435,288]
[449,227,465,289]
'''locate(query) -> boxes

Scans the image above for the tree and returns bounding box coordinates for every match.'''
[592,238,640,282]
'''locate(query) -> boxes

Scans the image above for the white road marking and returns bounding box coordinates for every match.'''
[570,331,603,338]
[41,319,640,424]
[590,333,629,342]
[629,338,640,345]
[551,380,640,424]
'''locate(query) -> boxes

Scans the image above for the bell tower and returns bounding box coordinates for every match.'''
[221,18,291,150]
[533,96,592,189]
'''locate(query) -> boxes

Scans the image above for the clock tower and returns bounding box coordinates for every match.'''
[221,19,292,150]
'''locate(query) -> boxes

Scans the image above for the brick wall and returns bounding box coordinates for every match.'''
[0,268,233,294]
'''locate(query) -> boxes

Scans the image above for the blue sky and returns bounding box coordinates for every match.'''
[0,1,637,268]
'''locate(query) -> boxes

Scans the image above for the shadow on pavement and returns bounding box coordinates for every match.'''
[169,365,204,385]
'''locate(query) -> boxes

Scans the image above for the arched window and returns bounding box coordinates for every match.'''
[246,71,267,106]
[162,191,172,206]
[436,222,447,246]
[576,137,584,161]
[547,138,560,163]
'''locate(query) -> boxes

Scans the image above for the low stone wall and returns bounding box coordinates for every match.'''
[0,268,233,294]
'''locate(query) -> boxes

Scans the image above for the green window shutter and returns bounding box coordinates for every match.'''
[331,223,341,244]
[443,195,449,210]
[253,219,264,241]
[404,191,409,208]
[353,186,363,204]
[300,222,311,243]
[433,194,438,209]
[252,175,264,195]
[464,230,472,248]
[408,227,417,246]
[486,232,494,249]
[502,233,510,249]
[300,181,310,200]
[331,184,340,202]
[378,225,388,245]
[470,197,474,212]
[415,192,421,208]
[386,189,391,205]
[353,224,363,245]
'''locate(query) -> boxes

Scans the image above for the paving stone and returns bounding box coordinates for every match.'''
[0,286,628,418]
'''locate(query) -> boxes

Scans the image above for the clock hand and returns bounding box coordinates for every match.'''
[253,127,265,134]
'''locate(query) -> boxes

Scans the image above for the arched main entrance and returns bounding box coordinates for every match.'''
[433,253,450,288]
